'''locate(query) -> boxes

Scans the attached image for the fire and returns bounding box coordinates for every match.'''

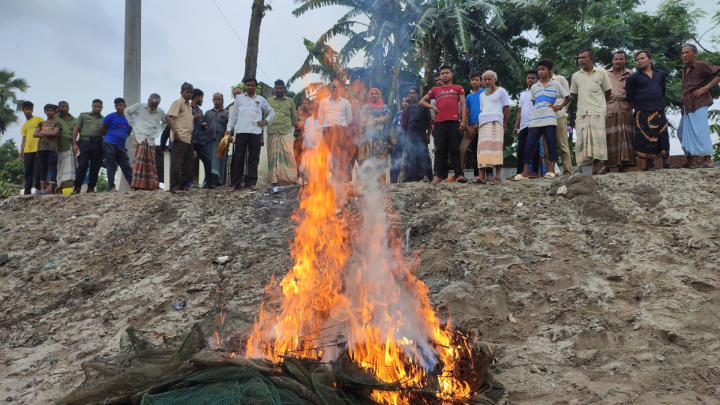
[246,88,473,403]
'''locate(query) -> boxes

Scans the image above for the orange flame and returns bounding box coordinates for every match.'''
[246,85,471,403]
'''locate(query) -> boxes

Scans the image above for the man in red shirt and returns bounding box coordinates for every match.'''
[419,64,468,183]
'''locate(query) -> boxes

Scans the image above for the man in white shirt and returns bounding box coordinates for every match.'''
[225,77,275,191]
[318,81,352,182]
[126,93,165,190]
[512,70,540,176]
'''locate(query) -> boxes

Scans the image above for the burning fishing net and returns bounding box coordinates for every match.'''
[58,116,504,405]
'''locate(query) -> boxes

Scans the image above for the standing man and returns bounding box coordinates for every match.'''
[419,64,468,183]
[570,49,612,175]
[190,89,212,187]
[72,99,104,194]
[605,50,636,172]
[225,77,275,191]
[401,86,433,182]
[678,43,720,168]
[626,50,671,170]
[100,98,133,191]
[165,82,196,194]
[512,60,571,181]
[545,64,573,175]
[389,96,409,183]
[513,69,541,177]
[318,80,352,182]
[475,70,510,184]
[55,101,77,193]
[203,93,229,187]
[461,71,486,180]
[19,101,43,195]
[267,79,298,186]
[125,93,165,190]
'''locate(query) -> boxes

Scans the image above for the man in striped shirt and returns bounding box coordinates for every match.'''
[512,59,571,181]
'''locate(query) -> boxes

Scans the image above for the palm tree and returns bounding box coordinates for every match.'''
[287,38,368,100]
[0,69,29,135]
[292,0,425,107]
[413,0,532,87]
[291,0,537,107]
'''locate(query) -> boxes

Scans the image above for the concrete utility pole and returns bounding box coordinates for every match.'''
[120,0,141,191]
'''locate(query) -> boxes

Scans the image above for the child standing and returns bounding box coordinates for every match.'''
[33,104,61,194]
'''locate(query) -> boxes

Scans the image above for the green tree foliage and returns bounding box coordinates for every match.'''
[0,160,23,185]
[0,69,30,135]
[0,139,23,184]
[97,169,109,192]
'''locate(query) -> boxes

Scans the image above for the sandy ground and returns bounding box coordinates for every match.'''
[0,169,719,404]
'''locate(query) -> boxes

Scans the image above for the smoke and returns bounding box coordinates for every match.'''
[320,160,438,371]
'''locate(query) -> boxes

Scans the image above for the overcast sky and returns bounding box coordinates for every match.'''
[2,0,718,153]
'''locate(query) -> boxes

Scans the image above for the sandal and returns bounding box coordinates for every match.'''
[529,173,538,179]
[431,177,441,184]
[543,172,557,179]
[696,162,711,169]
[663,164,678,169]
[469,177,486,185]
[492,178,502,185]
[510,174,529,181]
[247,185,259,191]
[456,176,467,183]
[443,177,456,183]
[681,162,696,169]
[171,189,186,194]
[592,169,608,175]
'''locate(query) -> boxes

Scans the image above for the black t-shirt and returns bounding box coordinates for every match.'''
[402,104,432,134]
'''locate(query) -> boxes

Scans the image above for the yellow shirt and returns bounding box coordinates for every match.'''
[570,67,612,116]
[166,97,194,143]
[21,116,44,153]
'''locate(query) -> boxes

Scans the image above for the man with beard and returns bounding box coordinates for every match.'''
[126,93,165,190]
[677,43,720,168]
[267,79,298,186]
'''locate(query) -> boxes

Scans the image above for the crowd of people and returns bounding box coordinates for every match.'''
[17,43,720,195]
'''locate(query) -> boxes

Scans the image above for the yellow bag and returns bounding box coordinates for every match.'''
[217,134,230,158]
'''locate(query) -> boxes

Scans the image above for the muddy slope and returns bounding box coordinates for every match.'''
[0,169,719,404]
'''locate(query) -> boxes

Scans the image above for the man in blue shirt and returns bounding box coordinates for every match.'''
[389,97,409,183]
[100,97,133,191]
[461,71,486,179]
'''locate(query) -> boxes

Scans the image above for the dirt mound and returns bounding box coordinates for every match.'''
[1,168,720,404]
